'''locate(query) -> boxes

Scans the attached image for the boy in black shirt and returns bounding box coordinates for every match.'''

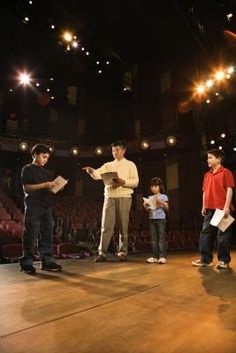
[20,144,62,274]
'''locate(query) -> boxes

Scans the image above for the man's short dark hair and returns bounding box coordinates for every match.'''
[31,144,51,157]
[207,149,225,162]
[111,140,126,149]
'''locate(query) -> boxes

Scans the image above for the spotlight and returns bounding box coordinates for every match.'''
[219,146,223,150]
[47,88,50,92]
[66,45,71,51]
[94,146,104,156]
[51,96,55,100]
[220,133,226,138]
[206,79,214,88]
[166,136,177,146]
[226,74,231,79]
[140,140,150,150]
[106,61,110,65]
[86,51,90,56]
[227,66,234,74]
[215,92,219,96]
[96,61,100,65]
[50,77,54,81]
[206,99,211,104]
[9,89,13,92]
[70,147,80,156]
[48,146,54,153]
[196,85,205,94]
[215,71,225,81]
[36,82,40,87]
[51,25,55,29]
[81,47,85,51]
[233,147,236,152]
[72,41,78,48]
[227,13,233,21]
[210,140,215,145]
[63,31,73,42]
[18,142,29,152]
[24,17,29,23]
[18,72,31,85]
[98,70,102,74]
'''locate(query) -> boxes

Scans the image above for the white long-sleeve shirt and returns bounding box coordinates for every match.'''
[91,158,139,198]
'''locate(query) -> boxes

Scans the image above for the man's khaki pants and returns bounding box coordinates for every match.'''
[98,197,132,257]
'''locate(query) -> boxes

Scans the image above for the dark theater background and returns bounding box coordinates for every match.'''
[0,1,236,353]
[1,0,235,215]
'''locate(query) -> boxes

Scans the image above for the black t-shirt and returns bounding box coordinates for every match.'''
[21,163,54,207]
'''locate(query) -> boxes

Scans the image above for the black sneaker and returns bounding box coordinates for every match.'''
[41,262,62,271]
[20,265,36,274]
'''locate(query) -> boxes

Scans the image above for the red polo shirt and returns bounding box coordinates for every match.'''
[203,166,235,210]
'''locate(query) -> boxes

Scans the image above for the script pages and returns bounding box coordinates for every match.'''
[143,195,157,211]
[101,172,118,186]
[210,209,235,232]
[50,175,68,194]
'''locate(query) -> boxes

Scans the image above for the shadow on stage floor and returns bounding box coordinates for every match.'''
[0,251,236,353]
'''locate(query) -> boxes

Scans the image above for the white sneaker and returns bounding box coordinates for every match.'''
[192,259,213,267]
[216,261,230,269]
[158,257,167,264]
[146,257,158,263]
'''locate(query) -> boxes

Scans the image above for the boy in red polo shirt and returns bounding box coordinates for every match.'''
[192,149,235,269]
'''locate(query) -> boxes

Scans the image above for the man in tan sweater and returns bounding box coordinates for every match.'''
[83,140,139,262]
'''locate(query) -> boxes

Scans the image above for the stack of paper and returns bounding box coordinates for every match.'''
[101,172,118,186]
[210,209,235,232]
[50,175,68,194]
[143,196,157,211]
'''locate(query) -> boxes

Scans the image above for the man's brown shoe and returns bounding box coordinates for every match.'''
[94,255,106,262]
[118,255,127,262]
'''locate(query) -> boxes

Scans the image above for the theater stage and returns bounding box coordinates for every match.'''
[0,251,236,353]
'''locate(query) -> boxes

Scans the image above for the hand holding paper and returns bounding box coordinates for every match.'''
[50,175,68,194]
[143,196,157,211]
[101,172,118,186]
[112,177,125,188]
[210,209,235,232]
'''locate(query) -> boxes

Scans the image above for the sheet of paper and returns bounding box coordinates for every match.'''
[143,196,157,210]
[210,209,224,227]
[50,175,68,194]
[101,172,118,186]
[210,208,235,232]
[218,214,235,232]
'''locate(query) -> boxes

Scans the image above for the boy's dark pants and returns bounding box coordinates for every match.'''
[20,205,55,267]
[149,219,167,258]
[199,209,232,264]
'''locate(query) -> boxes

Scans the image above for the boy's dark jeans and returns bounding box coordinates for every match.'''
[149,219,167,258]
[20,205,55,267]
[199,209,232,264]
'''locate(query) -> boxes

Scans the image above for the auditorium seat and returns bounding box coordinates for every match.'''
[1,243,22,262]
[57,242,81,258]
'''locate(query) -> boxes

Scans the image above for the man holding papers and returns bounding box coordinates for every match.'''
[192,149,235,269]
[83,140,139,262]
[20,144,63,274]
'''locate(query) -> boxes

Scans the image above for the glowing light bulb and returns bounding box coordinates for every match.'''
[18,72,31,85]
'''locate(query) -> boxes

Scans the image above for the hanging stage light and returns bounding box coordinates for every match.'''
[70,146,80,156]
[140,140,150,150]
[18,142,29,152]
[166,136,177,147]
[94,146,104,156]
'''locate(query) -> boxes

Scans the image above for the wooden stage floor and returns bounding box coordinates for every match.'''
[0,251,236,353]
